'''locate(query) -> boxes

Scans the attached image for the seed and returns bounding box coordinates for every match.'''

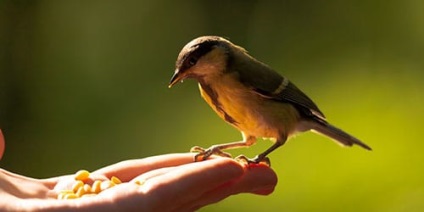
[76,187,85,197]
[72,180,84,193]
[91,180,102,194]
[133,179,145,186]
[83,184,92,193]
[58,170,125,200]
[57,191,73,200]
[74,170,90,181]
[111,176,122,184]
[64,193,78,199]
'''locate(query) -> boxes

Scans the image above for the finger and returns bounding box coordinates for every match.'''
[130,166,177,183]
[232,164,278,195]
[130,155,225,183]
[92,153,197,181]
[141,157,244,211]
[129,156,235,185]
[182,163,278,211]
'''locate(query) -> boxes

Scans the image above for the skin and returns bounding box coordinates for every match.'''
[0,129,277,211]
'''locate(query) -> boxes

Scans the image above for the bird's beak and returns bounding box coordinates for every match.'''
[168,69,184,88]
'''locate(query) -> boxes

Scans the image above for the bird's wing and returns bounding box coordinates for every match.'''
[235,58,325,120]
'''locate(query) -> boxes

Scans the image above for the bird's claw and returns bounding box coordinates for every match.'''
[235,155,271,167]
[190,146,232,161]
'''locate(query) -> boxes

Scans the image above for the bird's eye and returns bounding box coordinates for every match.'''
[188,56,198,66]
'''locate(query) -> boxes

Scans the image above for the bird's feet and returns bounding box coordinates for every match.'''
[190,146,232,161]
[235,154,271,167]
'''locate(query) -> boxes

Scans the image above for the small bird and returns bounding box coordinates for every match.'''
[169,36,371,164]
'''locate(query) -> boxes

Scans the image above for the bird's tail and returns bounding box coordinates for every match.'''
[309,119,372,150]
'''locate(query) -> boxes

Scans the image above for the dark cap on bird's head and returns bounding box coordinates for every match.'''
[169,36,233,88]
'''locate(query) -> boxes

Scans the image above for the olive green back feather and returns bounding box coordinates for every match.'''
[229,49,325,120]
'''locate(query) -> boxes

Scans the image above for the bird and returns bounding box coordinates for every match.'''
[168,36,371,164]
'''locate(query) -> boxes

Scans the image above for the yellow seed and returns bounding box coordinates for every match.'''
[74,170,90,181]
[72,180,84,193]
[133,179,145,186]
[76,187,86,197]
[83,184,92,193]
[111,176,122,184]
[58,192,68,200]
[64,193,79,199]
[91,180,102,194]
[100,180,115,191]
[57,190,74,199]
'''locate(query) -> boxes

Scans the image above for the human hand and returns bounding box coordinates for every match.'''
[52,153,277,211]
[0,129,277,211]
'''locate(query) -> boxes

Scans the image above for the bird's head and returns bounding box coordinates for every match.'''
[169,36,240,87]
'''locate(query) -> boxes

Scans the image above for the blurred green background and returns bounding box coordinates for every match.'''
[1,0,423,211]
